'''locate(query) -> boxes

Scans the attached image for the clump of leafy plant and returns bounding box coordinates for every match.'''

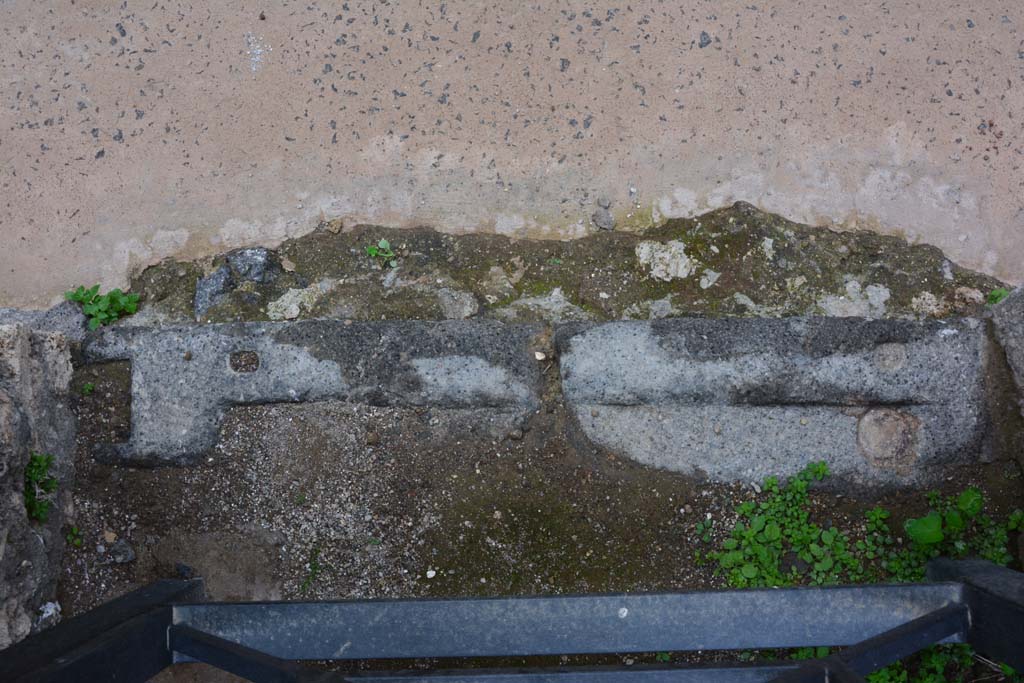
[704,465,1021,587]
[65,285,140,330]
[881,488,1022,582]
[365,239,397,268]
[868,643,978,679]
[300,546,322,593]
[700,463,1023,682]
[987,287,1010,305]
[80,382,96,396]
[66,526,83,548]
[861,492,1022,682]
[24,453,58,522]
[987,288,1011,305]
[707,462,862,587]
[694,517,714,543]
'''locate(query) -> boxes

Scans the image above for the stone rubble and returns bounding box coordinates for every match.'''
[0,325,74,649]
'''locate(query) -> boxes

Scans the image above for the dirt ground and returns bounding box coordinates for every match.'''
[59,351,1024,681]
[21,207,1018,680]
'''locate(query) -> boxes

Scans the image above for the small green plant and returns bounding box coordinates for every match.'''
[882,487,1019,582]
[987,287,1011,305]
[66,526,83,548]
[866,664,908,683]
[547,257,563,266]
[80,382,96,396]
[654,652,671,663]
[706,462,861,588]
[694,517,714,543]
[867,644,975,683]
[999,662,1022,681]
[705,463,1023,681]
[300,546,322,593]
[791,647,831,661]
[365,239,397,268]
[65,285,140,330]
[24,453,58,522]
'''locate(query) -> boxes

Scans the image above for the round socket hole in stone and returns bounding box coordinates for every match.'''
[229,350,260,373]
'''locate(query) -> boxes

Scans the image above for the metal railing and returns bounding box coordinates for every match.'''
[2,558,1022,682]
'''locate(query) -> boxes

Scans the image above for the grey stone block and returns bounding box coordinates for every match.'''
[82,320,544,465]
[225,247,281,284]
[591,207,615,230]
[0,325,74,649]
[992,287,1024,418]
[0,301,89,343]
[557,317,993,486]
[193,265,234,320]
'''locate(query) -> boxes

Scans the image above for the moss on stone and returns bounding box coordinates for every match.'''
[130,259,203,321]
[131,203,1004,325]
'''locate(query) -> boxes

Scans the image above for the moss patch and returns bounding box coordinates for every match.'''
[131,203,1003,324]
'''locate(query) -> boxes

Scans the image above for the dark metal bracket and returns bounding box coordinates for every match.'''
[2,559,1022,682]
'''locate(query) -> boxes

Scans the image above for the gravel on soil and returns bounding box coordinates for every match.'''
[56,342,1024,681]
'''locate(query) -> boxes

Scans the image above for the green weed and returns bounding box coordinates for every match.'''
[694,518,714,543]
[65,526,83,548]
[883,488,1020,582]
[701,463,1023,681]
[987,287,1011,305]
[792,647,831,661]
[706,462,862,588]
[866,644,975,683]
[365,239,397,268]
[300,546,322,593]
[24,453,58,522]
[65,285,140,330]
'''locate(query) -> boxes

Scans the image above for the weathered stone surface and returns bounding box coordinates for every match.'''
[591,207,615,231]
[436,288,480,319]
[635,240,696,281]
[0,301,89,343]
[131,207,1003,326]
[82,321,545,465]
[71,311,1013,486]
[992,287,1024,418]
[557,317,996,486]
[193,265,234,320]
[493,288,594,323]
[266,280,336,320]
[225,247,281,284]
[0,325,74,649]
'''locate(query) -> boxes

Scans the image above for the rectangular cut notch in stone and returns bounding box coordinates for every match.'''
[557,318,991,486]
[81,321,543,465]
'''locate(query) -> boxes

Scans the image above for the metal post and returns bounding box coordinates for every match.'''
[168,625,338,682]
[768,603,969,683]
[926,558,1024,670]
[0,579,202,683]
